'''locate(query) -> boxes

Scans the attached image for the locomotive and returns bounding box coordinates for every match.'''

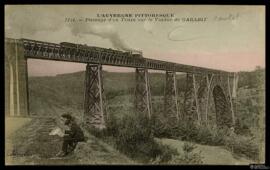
[60,42,143,58]
[60,42,108,52]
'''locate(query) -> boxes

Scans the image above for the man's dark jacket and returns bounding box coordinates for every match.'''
[64,122,85,142]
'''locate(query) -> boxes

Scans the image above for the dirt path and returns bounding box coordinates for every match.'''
[158,138,253,165]
[5,117,135,165]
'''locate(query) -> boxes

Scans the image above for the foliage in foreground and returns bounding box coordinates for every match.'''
[90,113,204,164]
[106,113,178,163]
[150,142,203,165]
[152,117,260,161]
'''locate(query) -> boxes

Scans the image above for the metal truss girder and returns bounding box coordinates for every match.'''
[135,68,152,118]
[84,64,106,129]
[20,38,233,76]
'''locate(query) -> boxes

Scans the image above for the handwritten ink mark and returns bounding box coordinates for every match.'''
[167,25,206,42]
[214,13,240,22]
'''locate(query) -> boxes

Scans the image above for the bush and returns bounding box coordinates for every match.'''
[191,125,230,146]
[152,115,260,161]
[94,112,179,163]
[112,113,177,162]
[149,143,180,164]
[224,134,259,161]
[152,116,226,145]
[90,108,260,162]
[153,142,203,165]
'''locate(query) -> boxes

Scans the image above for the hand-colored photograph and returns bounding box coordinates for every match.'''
[5,5,265,165]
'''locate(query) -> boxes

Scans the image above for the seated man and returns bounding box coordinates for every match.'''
[56,113,85,157]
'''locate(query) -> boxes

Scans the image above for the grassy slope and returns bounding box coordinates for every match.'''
[5,117,135,165]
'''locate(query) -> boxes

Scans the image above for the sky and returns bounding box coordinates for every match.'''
[5,5,265,76]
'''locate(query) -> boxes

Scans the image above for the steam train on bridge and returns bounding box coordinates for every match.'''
[20,38,229,74]
[60,42,143,58]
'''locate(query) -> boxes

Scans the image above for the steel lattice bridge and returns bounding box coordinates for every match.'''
[5,38,238,129]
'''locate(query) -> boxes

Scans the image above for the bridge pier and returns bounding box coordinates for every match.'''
[84,64,106,130]
[183,73,201,125]
[5,39,29,117]
[207,75,237,128]
[227,75,236,126]
[204,74,214,125]
[134,68,152,118]
[164,71,180,122]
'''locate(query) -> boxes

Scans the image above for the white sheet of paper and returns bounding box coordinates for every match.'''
[49,127,65,137]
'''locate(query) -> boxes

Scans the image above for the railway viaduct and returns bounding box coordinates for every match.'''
[5,38,238,129]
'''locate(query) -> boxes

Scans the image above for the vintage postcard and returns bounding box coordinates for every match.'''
[5,5,265,165]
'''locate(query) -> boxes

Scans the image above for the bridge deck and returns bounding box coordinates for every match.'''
[5,38,234,76]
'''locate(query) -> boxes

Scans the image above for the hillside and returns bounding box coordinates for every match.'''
[28,71,185,119]
[28,68,265,134]
[7,67,264,165]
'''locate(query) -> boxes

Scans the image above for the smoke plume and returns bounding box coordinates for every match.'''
[69,24,138,52]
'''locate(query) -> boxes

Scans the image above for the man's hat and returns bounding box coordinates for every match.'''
[61,113,73,121]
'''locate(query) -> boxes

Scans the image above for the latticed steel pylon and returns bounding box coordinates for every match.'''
[196,75,208,125]
[213,85,232,127]
[134,68,152,118]
[164,71,180,122]
[183,73,201,124]
[84,64,106,129]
